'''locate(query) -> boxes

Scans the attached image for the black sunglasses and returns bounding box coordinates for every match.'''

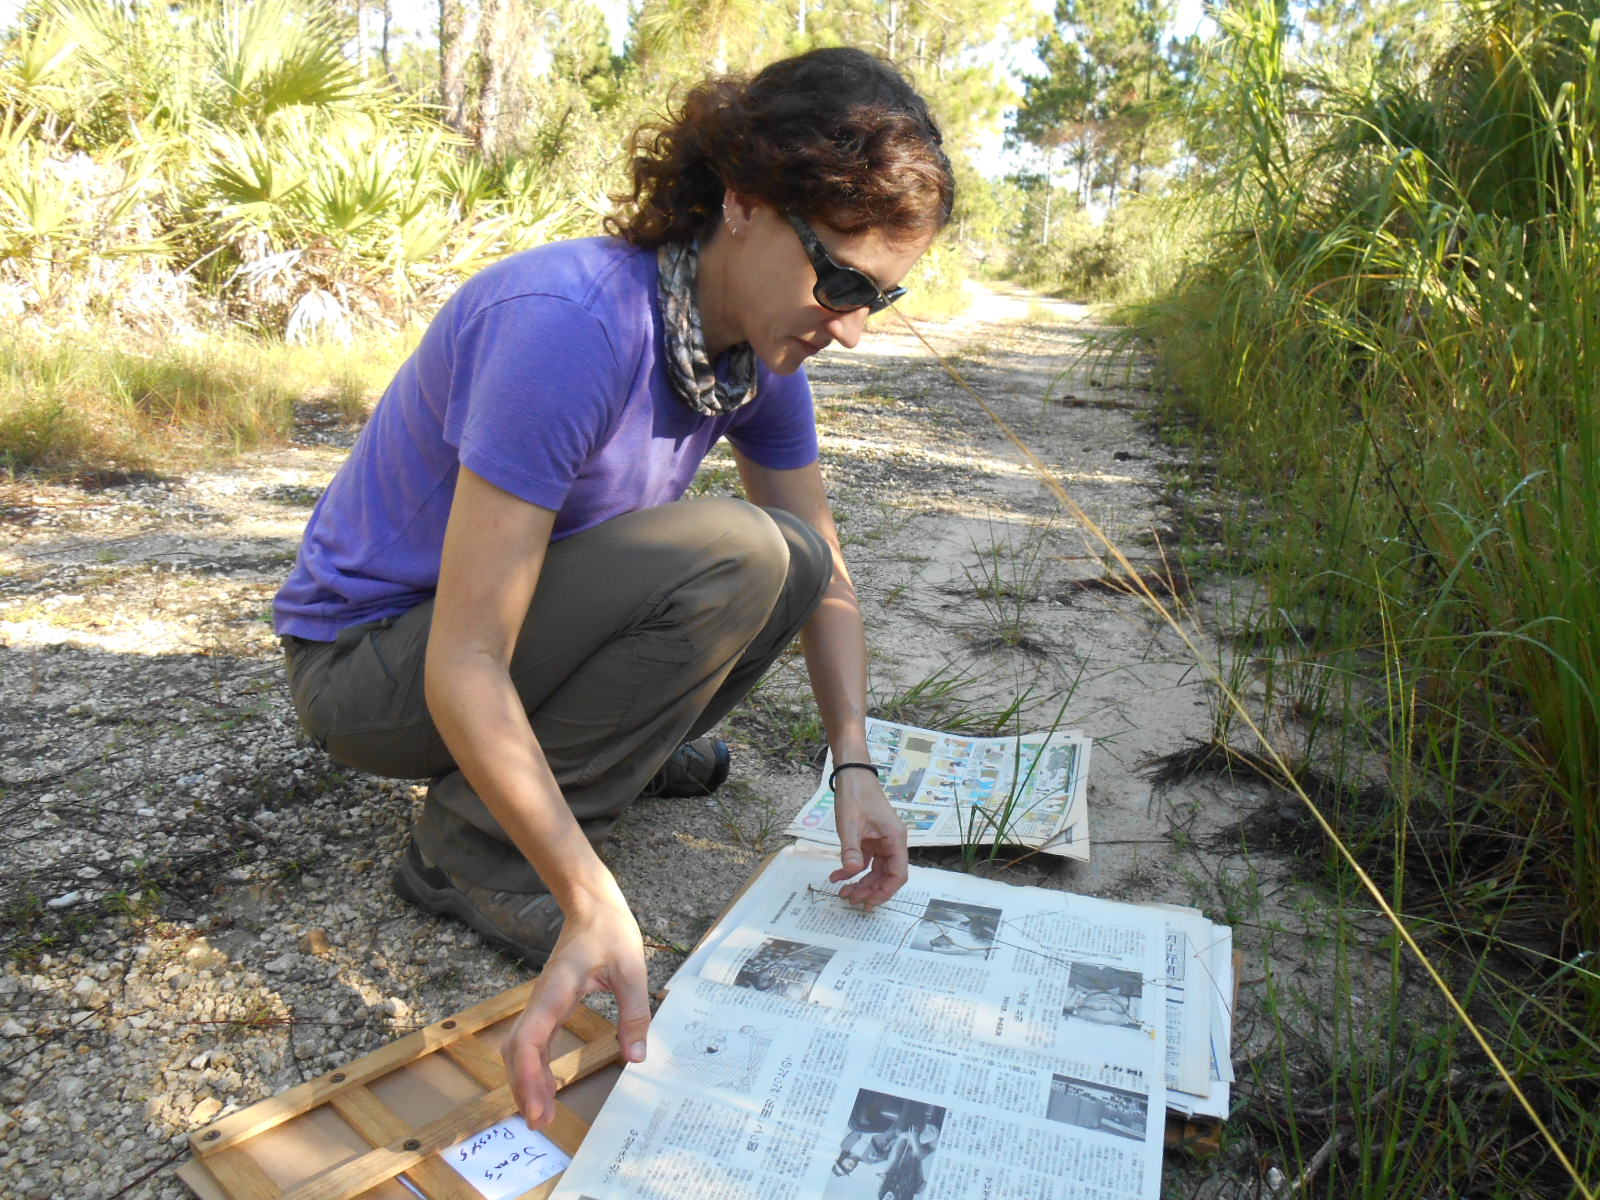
[784,211,907,315]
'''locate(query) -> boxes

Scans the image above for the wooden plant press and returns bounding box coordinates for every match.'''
[176,980,623,1200]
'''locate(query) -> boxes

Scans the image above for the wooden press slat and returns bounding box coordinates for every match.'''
[278,1091,592,1200]
[200,1144,280,1200]
[278,1087,515,1200]
[442,1031,506,1090]
[328,1086,410,1143]
[558,1004,615,1044]
[275,1037,620,1200]
[328,1086,483,1200]
[549,1032,621,1090]
[192,980,539,1157]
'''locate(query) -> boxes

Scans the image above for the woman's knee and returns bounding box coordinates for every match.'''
[762,505,834,608]
[690,496,795,606]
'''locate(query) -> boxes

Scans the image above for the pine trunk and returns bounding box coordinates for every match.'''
[475,0,512,156]
[439,0,480,136]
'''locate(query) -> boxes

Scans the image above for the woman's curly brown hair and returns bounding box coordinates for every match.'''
[606,47,954,247]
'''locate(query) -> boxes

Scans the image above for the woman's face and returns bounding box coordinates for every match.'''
[714,194,934,375]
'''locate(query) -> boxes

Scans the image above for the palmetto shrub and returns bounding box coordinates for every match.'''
[0,0,588,336]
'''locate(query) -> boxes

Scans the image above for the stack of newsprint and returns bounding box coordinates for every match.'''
[550,725,1234,1200]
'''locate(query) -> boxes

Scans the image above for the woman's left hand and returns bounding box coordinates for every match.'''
[828,769,908,906]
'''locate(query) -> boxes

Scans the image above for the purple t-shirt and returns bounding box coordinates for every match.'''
[273,237,819,641]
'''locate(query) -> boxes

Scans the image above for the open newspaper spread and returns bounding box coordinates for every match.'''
[550,846,1232,1200]
[783,718,1093,859]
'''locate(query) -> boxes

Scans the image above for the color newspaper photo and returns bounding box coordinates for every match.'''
[785,718,1094,859]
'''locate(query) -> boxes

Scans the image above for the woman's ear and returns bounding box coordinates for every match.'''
[721,190,760,237]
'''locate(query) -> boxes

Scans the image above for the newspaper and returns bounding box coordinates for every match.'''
[552,845,1181,1200]
[784,718,1093,860]
[1154,909,1234,1116]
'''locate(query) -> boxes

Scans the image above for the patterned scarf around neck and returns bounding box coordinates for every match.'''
[657,238,758,416]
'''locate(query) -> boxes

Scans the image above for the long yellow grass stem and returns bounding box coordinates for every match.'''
[890,303,1597,1200]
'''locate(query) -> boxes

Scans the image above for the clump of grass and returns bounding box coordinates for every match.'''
[870,663,1038,736]
[961,519,1053,654]
[946,680,1081,871]
[728,655,828,767]
[705,778,790,853]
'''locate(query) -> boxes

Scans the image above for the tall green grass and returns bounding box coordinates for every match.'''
[1153,0,1600,938]
[1110,0,1600,1193]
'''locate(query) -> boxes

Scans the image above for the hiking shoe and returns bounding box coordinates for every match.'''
[391,841,565,967]
[640,736,731,799]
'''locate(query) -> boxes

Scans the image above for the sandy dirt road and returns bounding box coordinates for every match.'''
[0,282,1305,1198]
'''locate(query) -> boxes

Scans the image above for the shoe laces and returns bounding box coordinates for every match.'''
[504,889,562,930]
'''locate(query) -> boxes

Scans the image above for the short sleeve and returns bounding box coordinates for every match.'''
[442,295,624,509]
[724,366,819,470]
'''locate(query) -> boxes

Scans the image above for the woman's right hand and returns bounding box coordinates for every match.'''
[502,882,652,1128]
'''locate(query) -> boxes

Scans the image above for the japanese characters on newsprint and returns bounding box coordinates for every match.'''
[550,845,1233,1200]
[784,718,1094,860]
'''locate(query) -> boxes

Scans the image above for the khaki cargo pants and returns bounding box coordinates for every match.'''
[281,497,832,892]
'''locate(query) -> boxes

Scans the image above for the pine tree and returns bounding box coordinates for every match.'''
[1013,0,1182,211]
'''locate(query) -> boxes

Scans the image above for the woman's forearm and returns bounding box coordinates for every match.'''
[799,553,874,762]
[799,548,909,904]
[422,468,627,914]
[731,460,906,902]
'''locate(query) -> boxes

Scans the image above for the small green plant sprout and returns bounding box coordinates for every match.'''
[961,517,1053,654]
[705,778,789,854]
[870,663,1039,737]
[730,656,827,766]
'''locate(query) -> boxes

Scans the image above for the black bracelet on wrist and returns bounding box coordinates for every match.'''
[828,761,881,790]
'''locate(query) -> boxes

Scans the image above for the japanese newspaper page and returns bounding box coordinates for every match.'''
[552,846,1187,1200]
